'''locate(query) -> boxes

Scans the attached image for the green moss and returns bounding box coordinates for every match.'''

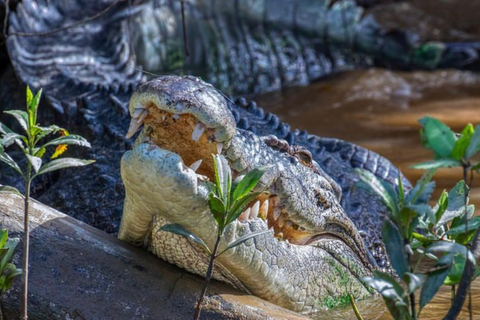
[319,293,351,309]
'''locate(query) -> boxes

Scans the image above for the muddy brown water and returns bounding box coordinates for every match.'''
[255,69,480,319]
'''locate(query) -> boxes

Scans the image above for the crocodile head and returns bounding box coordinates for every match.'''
[118,75,376,313]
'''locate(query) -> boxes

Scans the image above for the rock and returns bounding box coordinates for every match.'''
[0,192,309,320]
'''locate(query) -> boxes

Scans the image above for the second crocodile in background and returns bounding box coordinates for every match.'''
[119,75,378,313]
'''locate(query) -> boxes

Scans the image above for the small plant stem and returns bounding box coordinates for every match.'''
[463,166,472,320]
[407,252,417,320]
[410,292,417,320]
[348,294,364,320]
[451,285,456,303]
[21,163,31,320]
[194,235,222,320]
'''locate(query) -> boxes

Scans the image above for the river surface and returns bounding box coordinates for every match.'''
[255,68,480,319]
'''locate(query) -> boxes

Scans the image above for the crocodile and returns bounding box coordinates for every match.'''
[2,0,479,269]
[118,75,376,312]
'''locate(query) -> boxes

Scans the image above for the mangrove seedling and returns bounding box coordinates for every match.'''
[0,86,94,320]
[160,154,270,320]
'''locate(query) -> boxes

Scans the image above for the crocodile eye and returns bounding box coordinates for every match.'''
[296,150,312,166]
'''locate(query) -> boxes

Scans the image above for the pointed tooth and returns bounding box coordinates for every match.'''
[172,114,180,121]
[189,159,203,172]
[250,201,260,219]
[137,109,149,123]
[259,200,269,220]
[191,123,206,142]
[217,142,223,154]
[273,207,281,220]
[132,108,146,118]
[277,215,285,228]
[239,208,251,221]
[161,114,166,121]
[126,118,144,139]
[285,220,293,228]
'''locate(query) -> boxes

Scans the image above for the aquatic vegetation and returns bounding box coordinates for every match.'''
[0,87,94,319]
[354,117,480,320]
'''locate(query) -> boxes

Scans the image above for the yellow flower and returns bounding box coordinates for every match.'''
[51,129,69,159]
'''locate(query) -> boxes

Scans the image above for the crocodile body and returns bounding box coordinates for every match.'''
[119,75,376,313]
[1,0,478,271]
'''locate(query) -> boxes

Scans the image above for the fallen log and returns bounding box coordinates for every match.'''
[0,192,308,320]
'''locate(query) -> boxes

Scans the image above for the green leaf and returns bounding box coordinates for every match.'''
[232,166,268,201]
[159,224,211,254]
[35,125,62,142]
[437,181,468,226]
[426,241,476,266]
[403,272,424,294]
[465,124,480,159]
[29,88,42,127]
[42,135,91,148]
[0,249,8,265]
[208,194,226,228]
[33,158,95,178]
[4,110,29,133]
[0,185,23,198]
[446,216,480,238]
[419,266,451,311]
[1,238,19,271]
[412,232,438,243]
[26,154,42,173]
[361,271,410,320]
[444,254,467,285]
[0,230,8,249]
[2,263,22,291]
[405,170,436,205]
[26,86,33,108]
[451,123,474,160]
[0,133,26,148]
[0,147,23,176]
[355,169,398,217]
[410,159,462,170]
[0,122,13,135]
[406,204,433,222]
[382,219,408,278]
[398,173,405,206]
[418,117,457,158]
[227,192,261,226]
[212,154,231,203]
[34,147,46,158]
[434,190,448,224]
[217,230,271,257]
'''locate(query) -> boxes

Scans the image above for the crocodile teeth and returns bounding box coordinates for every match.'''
[192,123,205,142]
[189,159,202,172]
[273,207,282,220]
[161,115,166,121]
[249,201,260,219]
[217,142,223,154]
[132,108,146,118]
[259,200,269,220]
[126,109,149,139]
[239,207,251,221]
